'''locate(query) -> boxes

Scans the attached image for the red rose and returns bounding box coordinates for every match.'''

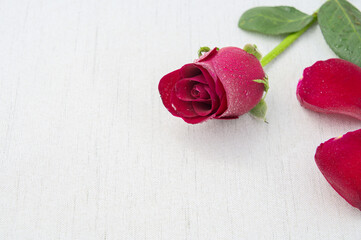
[315,129,361,211]
[297,58,361,120]
[158,47,265,124]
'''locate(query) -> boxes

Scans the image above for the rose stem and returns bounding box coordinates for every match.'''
[260,12,318,67]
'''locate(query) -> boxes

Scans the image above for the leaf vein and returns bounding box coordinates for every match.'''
[251,14,311,23]
[334,0,361,42]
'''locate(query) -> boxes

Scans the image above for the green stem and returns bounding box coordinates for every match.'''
[260,12,318,67]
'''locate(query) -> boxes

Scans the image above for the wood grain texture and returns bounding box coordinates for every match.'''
[0,0,360,239]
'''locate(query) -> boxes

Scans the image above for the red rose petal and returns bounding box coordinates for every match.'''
[195,53,227,113]
[158,69,182,117]
[211,47,265,118]
[215,94,228,117]
[180,64,206,81]
[315,129,361,211]
[196,47,218,63]
[175,79,197,101]
[193,84,210,100]
[179,63,220,109]
[175,75,208,101]
[297,58,361,120]
[181,115,212,124]
[192,101,212,116]
[170,90,198,118]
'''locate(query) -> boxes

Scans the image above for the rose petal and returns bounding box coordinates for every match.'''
[193,84,210,100]
[215,94,228,117]
[315,129,361,211]
[180,64,221,113]
[182,115,213,124]
[175,79,196,101]
[180,64,206,81]
[158,69,183,117]
[181,85,218,123]
[195,50,225,102]
[211,47,265,118]
[175,75,208,101]
[170,89,198,118]
[195,47,218,63]
[192,101,212,116]
[297,58,361,120]
[182,64,215,91]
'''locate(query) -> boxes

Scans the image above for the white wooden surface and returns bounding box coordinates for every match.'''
[0,0,360,239]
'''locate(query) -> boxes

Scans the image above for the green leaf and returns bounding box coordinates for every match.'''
[198,46,210,57]
[253,77,269,93]
[238,6,314,35]
[243,44,262,60]
[318,0,361,67]
[249,99,268,121]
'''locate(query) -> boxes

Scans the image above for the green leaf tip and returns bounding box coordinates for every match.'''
[318,0,361,67]
[250,99,268,122]
[243,44,262,60]
[198,46,211,57]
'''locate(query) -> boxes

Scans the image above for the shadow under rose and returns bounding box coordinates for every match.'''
[170,114,270,166]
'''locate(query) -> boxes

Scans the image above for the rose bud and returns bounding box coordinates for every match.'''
[315,129,361,211]
[158,47,267,124]
[297,58,361,120]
